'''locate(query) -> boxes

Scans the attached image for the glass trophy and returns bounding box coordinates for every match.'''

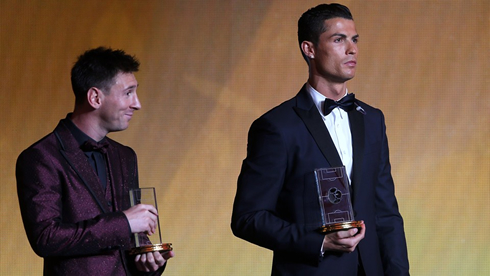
[128,187,173,255]
[314,166,362,233]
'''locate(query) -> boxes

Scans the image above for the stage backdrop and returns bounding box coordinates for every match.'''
[1,0,488,275]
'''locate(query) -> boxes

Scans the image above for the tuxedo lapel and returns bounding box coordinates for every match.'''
[54,121,109,213]
[348,108,365,203]
[105,143,134,212]
[293,87,343,167]
[293,86,366,203]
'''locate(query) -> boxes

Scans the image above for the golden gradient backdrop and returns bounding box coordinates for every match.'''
[1,1,489,275]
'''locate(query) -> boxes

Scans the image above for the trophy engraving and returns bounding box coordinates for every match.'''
[128,187,172,255]
[314,167,362,233]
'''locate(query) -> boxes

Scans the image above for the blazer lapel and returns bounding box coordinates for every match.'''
[106,143,129,212]
[54,120,109,213]
[293,86,343,167]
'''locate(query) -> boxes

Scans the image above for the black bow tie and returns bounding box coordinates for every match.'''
[81,139,109,153]
[323,93,356,116]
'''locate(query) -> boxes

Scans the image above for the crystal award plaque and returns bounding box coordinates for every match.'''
[128,187,173,255]
[314,167,362,233]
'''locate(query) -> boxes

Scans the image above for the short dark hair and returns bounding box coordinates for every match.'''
[298,3,353,62]
[71,47,140,104]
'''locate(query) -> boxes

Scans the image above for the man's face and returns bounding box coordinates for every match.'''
[98,72,141,133]
[311,18,359,83]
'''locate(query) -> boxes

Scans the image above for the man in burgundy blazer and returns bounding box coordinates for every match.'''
[16,47,174,275]
[231,4,409,275]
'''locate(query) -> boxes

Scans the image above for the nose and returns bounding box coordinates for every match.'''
[132,92,142,110]
[346,40,357,55]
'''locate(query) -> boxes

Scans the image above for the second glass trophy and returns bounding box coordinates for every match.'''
[128,187,173,255]
[314,166,362,233]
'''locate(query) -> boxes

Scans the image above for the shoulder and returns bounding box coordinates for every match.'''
[253,95,301,128]
[18,131,58,161]
[246,95,314,150]
[355,99,386,122]
[106,137,137,157]
[356,99,382,114]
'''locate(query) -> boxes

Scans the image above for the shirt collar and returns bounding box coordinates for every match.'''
[64,114,103,147]
[305,83,349,116]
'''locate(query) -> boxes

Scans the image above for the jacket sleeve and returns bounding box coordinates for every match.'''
[374,113,410,275]
[16,147,132,258]
[231,116,324,261]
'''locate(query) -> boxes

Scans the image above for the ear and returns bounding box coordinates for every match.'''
[301,41,315,59]
[86,87,103,109]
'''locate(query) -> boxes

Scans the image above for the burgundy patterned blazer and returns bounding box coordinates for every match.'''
[16,118,163,275]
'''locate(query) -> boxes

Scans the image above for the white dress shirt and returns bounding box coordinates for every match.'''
[306,83,353,184]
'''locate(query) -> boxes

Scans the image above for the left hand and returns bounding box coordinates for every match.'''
[322,221,365,253]
[135,250,175,272]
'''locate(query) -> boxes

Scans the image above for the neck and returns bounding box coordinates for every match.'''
[307,77,347,101]
[70,109,107,142]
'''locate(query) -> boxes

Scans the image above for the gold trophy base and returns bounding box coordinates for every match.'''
[128,243,173,255]
[318,221,363,233]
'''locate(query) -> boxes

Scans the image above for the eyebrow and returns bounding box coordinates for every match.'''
[124,84,139,90]
[330,33,359,39]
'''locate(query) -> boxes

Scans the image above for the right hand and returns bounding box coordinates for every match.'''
[135,250,175,272]
[322,221,365,253]
[123,204,158,235]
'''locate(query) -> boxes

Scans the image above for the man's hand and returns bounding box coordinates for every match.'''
[322,221,365,253]
[123,204,158,235]
[135,250,175,272]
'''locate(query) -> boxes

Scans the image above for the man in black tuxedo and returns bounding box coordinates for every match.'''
[231,4,409,275]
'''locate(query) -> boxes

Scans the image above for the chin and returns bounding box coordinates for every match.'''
[109,125,129,133]
[343,74,355,81]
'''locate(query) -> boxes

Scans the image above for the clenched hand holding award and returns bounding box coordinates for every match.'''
[314,166,362,233]
[128,187,173,255]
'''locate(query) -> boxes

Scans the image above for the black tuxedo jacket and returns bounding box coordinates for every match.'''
[231,86,409,275]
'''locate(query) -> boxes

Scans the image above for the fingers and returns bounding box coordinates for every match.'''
[134,254,146,272]
[139,204,158,216]
[135,251,172,272]
[336,227,359,238]
[124,204,159,234]
[161,250,175,260]
[146,252,158,271]
[153,251,166,266]
[323,222,366,253]
[146,216,157,235]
